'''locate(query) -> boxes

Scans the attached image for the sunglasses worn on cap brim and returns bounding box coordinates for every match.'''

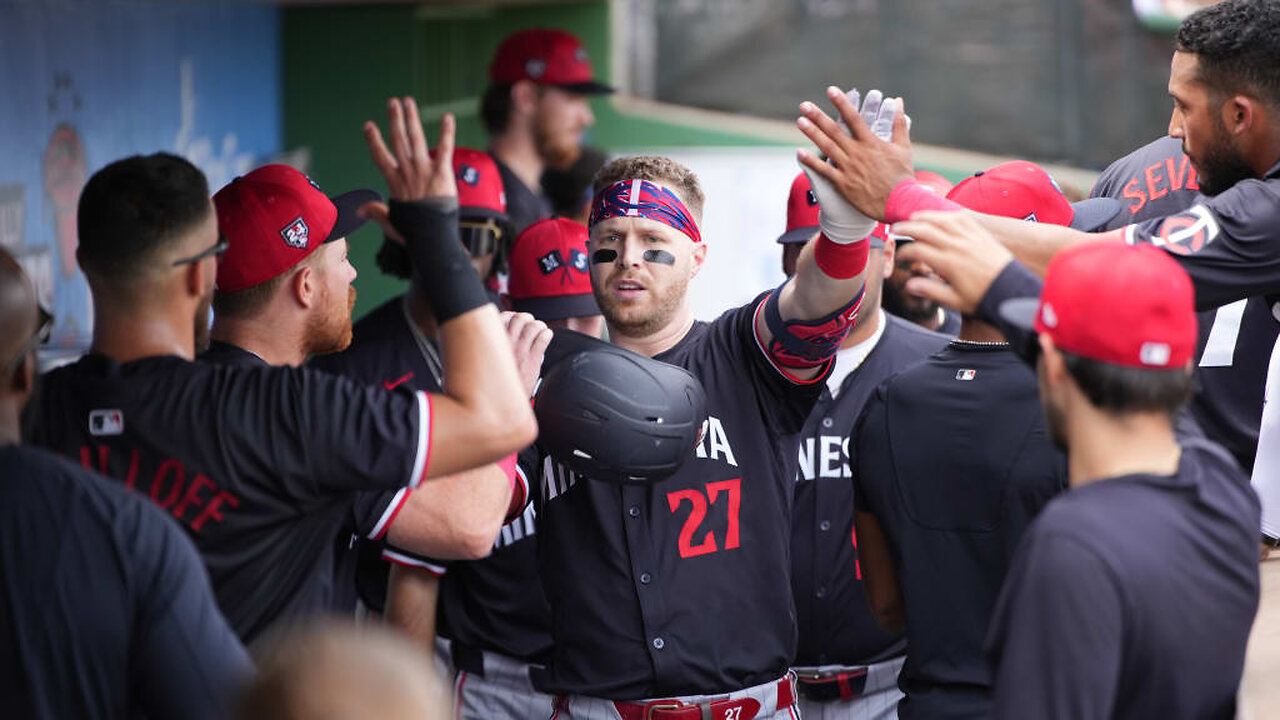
[7,305,53,374]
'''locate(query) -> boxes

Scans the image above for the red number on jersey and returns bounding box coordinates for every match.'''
[666,478,742,559]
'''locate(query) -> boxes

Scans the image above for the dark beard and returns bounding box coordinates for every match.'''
[881,281,938,325]
[1193,123,1256,196]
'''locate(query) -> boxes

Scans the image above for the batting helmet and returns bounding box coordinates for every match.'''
[534,331,707,484]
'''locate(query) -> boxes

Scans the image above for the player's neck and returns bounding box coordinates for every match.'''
[957,317,1005,343]
[210,317,307,367]
[489,131,544,192]
[1065,406,1181,488]
[90,304,196,363]
[607,306,697,358]
[840,304,882,349]
[0,399,22,446]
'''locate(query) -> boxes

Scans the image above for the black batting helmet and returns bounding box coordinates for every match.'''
[534,331,707,484]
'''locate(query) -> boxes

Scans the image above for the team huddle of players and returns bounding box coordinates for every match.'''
[2,1,1280,719]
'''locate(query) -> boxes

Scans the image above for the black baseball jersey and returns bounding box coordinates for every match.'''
[313,296,554,662]
[531,293,826,699]
[1090,135,1201,231]
[1091,141,1280,472]
[495,157,554,235]
[791,313,949,668]
[986,440,1259,719]
[0,445,251,720]
[853,342,1068,718]
[28,350,431,644]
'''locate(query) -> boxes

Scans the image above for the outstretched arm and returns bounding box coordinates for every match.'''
[363,98,536,479]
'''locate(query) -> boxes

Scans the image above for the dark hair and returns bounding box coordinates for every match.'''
[1059,350,1193,415]
[1177,0,1280,109]
[77,153,211,281]
[543,146,607,217]
[375,238,413,280]
[480,84,514,135]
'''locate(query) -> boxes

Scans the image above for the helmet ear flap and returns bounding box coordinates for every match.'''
[534,336,707,485]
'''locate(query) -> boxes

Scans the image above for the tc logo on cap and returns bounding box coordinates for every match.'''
[1040,302,1058,329]
[574,46,588,63]
[280,217,310,249]
[525,58,546,79]
[459,165,480,186]
[1139,342,1172,366]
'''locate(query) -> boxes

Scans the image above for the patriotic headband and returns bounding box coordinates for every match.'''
[588,179,702,244]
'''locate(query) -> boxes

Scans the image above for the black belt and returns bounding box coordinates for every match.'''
[794,668,868,702]
[450,640,487,676]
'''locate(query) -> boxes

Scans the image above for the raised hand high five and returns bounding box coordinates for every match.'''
[363,97,457,202]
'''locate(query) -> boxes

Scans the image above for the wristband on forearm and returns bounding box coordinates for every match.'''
[884,179,965,224]
[389,198,491,324]
[813,232,870,279]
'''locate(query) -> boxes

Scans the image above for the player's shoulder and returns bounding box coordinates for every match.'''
[881,313,953,357]
[1094,136,1184,189]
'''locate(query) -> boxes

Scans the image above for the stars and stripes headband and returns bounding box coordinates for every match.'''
[588,179,702,244]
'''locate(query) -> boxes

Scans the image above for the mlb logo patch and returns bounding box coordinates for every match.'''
[539,249,565,274]
[89,409,124,436]
[956,369,977,381]
[1139,342,1171,367]
[459,165,480,186]
[280,217,309,249]
[569,248,588,273]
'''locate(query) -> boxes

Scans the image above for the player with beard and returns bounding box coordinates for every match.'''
[879,171,961,336]
[26,106,537,646]
[481,29,613,236]
[534,90,894,720]
[877,212,1259,718]
[204,164,529,622]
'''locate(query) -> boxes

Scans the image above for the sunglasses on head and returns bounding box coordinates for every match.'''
[172,237,229,267]
[7,305,53,374]
[459,220,503,258]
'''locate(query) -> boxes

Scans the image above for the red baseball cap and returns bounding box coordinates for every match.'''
[1001,243,1197,369]
[778,171,888,248]
[213,165,379,293]
[507,217,599,320]
[947,160,1120,231]
[489,28,614,95]
[452,148,508,222]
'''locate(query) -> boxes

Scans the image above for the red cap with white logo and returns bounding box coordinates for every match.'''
[452,148,508,222]
[213,165,379,293]
[489,28,614,95]
[1002,242,1197,369]
[507,217,599,320]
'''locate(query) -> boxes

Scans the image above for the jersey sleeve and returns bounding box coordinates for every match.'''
[986,529,1124,720]
[127,497,253,720]
[352,488,414,541]
[1122,179,1280,310]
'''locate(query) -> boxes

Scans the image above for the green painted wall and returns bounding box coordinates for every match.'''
[283,1,784,317]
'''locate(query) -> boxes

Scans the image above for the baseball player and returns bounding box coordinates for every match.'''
[25,99,535,645]
[1089,135,1280,473]
[483,28,613,236]
[542,146,608,225]
[897,212,1258,718]
[775,170,949,719]
[535,91,900,720]
[879,171,960,336]
[851,162,1113,718]
[0,250,251,720]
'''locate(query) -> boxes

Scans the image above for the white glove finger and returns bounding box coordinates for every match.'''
[800,162,845,211]
[834,88,861,133]
[799,161,877,243]
[860,90,884,130]
[870,97,898,142]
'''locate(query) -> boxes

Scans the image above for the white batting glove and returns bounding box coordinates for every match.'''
[802,88,901,244]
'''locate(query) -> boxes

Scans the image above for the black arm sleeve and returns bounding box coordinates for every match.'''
[389,198,492,323]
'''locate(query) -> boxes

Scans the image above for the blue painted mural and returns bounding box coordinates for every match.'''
[0,2,281,349]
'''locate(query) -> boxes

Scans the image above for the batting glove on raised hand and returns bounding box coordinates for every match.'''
[801,88,901,244]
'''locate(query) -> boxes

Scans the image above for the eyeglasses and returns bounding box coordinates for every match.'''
[172,238,229,267]
[7,305,53,374]
[459,220,503,258]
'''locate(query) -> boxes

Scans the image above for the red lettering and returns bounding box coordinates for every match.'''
[172,473,215,521]
[150,459,185,509]
[1121,177,1147,214]
[850,526,862,580]
[79,445,91,470]
[123,448,140,490]
[1144,162,1169,201]
[191,491,239,532]
[1167,155,1199,192]
[706,478,741,551]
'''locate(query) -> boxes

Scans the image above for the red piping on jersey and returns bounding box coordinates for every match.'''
[423,393,435,482]
[371,489,412,541]
[454,671,467,720]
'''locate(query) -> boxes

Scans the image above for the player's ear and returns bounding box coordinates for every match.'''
[182,261,205,300]
[881,239,896,280]
[1223,95,1253,135]
[688,242,707,279]
[1039,335,1067,387]
[511,80,538,117]
[294,265,316,310]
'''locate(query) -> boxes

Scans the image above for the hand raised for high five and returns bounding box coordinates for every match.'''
[363,97,456,202]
